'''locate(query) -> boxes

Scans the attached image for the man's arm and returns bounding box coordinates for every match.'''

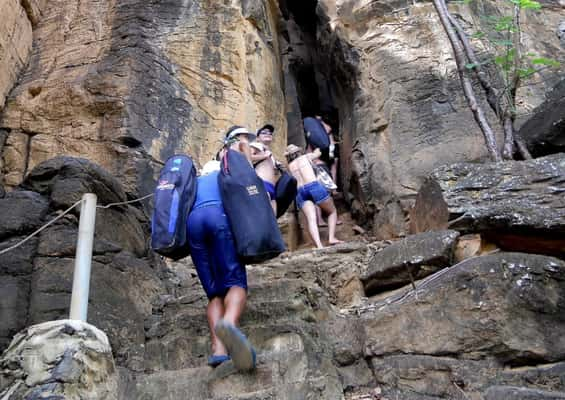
[250,150,271,163]
[238,142,253,164]
[307,148,322,161]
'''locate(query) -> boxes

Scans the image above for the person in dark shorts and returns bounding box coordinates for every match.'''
[186,160,256,371]
[250,124,279,214]
[285,144,343,249]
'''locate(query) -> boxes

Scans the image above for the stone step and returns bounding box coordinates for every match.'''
[132,333,342,400]
[143,279,332,372]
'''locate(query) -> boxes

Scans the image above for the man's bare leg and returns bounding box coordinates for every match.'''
[316,206,327,226]
[302,201,324,248]
[223,286,247,326]
[319,198,343,245]
[208,297,227,356]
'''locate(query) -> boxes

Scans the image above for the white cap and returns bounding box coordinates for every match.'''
[201,160,220,175]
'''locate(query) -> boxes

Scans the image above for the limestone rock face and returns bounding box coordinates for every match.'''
[0,320,118,400]
[315,0,565,223]
[0,0,287,195]
[0,0,33,110]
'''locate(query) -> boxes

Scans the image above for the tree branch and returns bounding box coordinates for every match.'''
[433,0,502,161]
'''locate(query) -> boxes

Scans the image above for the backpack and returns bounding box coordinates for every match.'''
[219,149,286,263]
[275,171,297,218]
[151,154,197,260]
[303,117,330,151]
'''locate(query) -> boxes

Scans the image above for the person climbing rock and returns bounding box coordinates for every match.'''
[223,125,255,165]
[314,115,339,185]
[285,144,343,249]
[250,124,279,215]
[186,159,256,371]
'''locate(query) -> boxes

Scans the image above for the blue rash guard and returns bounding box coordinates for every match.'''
[187,171,247,299]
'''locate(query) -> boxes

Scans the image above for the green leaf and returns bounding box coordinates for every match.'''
[492,39,514,47]
[472,31,486,39]
[530,57,560,67]
[517,67,536,78]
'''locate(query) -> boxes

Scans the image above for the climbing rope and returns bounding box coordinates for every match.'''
[0,199,83,256]
[96,193,153,209]
[0,193,154,256]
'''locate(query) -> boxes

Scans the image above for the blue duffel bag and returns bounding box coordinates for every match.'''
[303,117,330,151]
[151,154,197,260]
[219,149,286,263]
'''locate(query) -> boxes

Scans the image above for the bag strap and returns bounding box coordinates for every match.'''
[223,150,229,174]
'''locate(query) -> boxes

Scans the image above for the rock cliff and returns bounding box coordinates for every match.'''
[1,0,565,398]
[1,0,563,230]
[1,156,565,399]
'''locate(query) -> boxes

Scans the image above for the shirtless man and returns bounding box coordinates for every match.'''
[250,124,278,214]
[285,144,343,249]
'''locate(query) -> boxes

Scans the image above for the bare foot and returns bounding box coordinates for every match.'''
[328,239,344,245]
[318,220,328,227]
[336,219,343,225]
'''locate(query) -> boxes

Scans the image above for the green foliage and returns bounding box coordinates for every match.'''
[468,0,558,84]
[510,0,541,10]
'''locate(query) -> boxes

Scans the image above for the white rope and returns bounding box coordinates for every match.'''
[0,191,155,256]
[0,199,83,256]
[96,193,153,209]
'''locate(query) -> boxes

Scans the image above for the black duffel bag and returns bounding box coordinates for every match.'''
[275,170,297,218]
[219,149,286,263]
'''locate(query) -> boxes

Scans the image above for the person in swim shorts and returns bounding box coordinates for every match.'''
[285,144,343,249]
[250,124,279,215]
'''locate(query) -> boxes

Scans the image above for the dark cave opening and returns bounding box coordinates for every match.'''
[279,0,341,142]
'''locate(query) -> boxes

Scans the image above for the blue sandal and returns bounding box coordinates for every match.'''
[208,354,230,367]
[215,320,256,371]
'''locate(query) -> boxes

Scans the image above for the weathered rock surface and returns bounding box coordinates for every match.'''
[1,157,565,400]
[361,230,459,295]
[519,79,565,157]
[0,0,33,110]
[313,0,565,229]
[360,252,565,398]
[0,158,164,370]
[0,0,288,196]
[0,191,49,240]
[0,320,118,400]
[417,153,565,255]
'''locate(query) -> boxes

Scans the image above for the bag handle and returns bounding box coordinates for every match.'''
[222,150,230,174]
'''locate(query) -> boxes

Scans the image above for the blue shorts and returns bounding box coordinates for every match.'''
[296,181,330,210]
[263,180,276,201]
[187,204,247,299]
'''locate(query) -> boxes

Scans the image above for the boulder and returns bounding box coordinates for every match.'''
[417,153,565,256]
[518,79,565,157]
[23,156,128,209]
[484,386,565,400]
[371,355,565,400]
[24,157,147,256]
[28,252,163,371]
[363,252,565,363]
[362,252,565,399]
[361,230,459,295]
[0,191,49,240]
[0,275,30,352]
[0,320,118,400]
